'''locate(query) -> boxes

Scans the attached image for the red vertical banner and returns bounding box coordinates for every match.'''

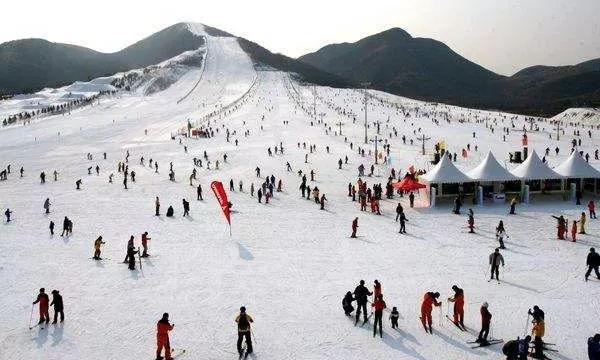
[211,181,231,226]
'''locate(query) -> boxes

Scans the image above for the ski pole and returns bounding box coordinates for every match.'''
[28,303,34,329]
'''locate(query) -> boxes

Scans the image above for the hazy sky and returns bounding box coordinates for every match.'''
[1,0,599,75]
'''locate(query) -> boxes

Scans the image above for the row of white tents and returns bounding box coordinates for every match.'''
[421,150,600,184]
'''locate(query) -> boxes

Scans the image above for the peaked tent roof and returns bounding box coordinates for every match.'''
[421,154,471,183]
[552,151,600,178]
[510,150,563,180]
[466,151,518,182]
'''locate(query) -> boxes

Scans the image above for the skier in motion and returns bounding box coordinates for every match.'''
[235,306,254,357]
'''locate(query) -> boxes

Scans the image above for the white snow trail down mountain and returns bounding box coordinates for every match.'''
[0,25,598,360]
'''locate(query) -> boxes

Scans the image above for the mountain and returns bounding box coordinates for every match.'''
[0,23,205,94]
[299,28,600,116]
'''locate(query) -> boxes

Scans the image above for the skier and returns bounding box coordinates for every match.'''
[93,236,105,260]
[155,197,160,216]
[589,334,600,360]
[398,211,408,234]
[371,294,387,338]
[43,198,51,214]
[75,179,82,190]
[580,211,587,234]
[50,290,64,324]
[528,306,545,359]
[320,194,327,210]
[49,221,54,235]
[141,232,151,257]
[32,288,50,324]
[235,306,254,356]
[124,235,135,263]
[127,242,139,270]
[409,192,415,208]
[257,189,262,203]
[197,184,203,201]
[390,307,399,329]
[447,285,465,328]
[496,220,506,249]
[61,216,69,236]
[489,248,505,281]
[4,208,11,222]
[342,291,354,316]
[589,200,597,219]
[353,280,372,325]
[420,292,441,333]
[552,215,566,239]
[373,280,382,298]
[156,313,174,360]
[476,302,491,344]
[395,203,403,221]
[351,217,358,238]
[182,199,190,217]
[585,247,600,281]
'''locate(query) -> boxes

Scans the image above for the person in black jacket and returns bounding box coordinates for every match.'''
[182,199,190,216]
[398,211,408,234]
[342,291,354,316]
[395,203,403,221]
[50,290,64,323]
[353,280,373,325]
[585,247,600,281]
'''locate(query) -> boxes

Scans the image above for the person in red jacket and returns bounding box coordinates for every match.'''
[351,217,358,238]
[371,294,387,338]
[420,291,441,333]
[373,280,382,298]
[32,288,49,324]
[589,200,597,219]
[447,285,465,329]
[156,313,174,360]
[476,302,492,344]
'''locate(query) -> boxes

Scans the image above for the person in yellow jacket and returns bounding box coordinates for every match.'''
[93,236,105,260]
[579,212,586,234]
[509,198,517,215]
[531,319,545,359]
[235,306,254,356]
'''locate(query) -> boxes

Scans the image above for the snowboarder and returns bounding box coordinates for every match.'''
[235,306,254,356]
[50,290,64,324]
[390,307,399,329]
[141,232,151,257]
[351,217,358,238]
[371,294,387,338]
[353,280,373,325]
[156,313,174,360]
[447,285,464,328]
[342,291,354,316]
[93,236,105,260]
[585,247,600,281]
[420,292,441,333]
[489,248,505,281]
[32,288,50,324]
[43,198,51,214]
[476,302,491,344]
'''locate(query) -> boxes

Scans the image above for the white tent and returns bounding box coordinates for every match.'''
[510,150,563,180]
[553,151,600,178]
[467,151,518,182]
[421,153,471,183]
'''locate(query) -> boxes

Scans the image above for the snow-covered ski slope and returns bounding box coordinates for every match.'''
[1,23,598,360]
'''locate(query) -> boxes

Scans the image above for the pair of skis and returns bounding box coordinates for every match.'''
[467,338,504,348]
[445,315,468,332]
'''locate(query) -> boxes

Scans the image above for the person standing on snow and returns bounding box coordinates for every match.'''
[351,217,358,238]
[588,334,600,360]
[371,294,387,338]
[43,198,51,214]
[390,307,399,329]
[320,194,327,210]
[468,209,475,233]
[197,184,203,201]
[235,306,254,356]
[124,235,135,263]
[489,248,505,281]
[32,288,50,324]
[409,192,415,208]
[373,280,382,298]
[156,313,174,360]
[4,208,12,222]
[49,221,55,236]
[529,305,545,359]
[155,197,160,216]
[585,247,600,281]
[353,280,373,325]
[496,220,506,249]
[395,203,403,221]
[93,236,105,260]
[588,200,597,219]
[551,215,566,239]
[182,199,190,217]
[420,291,441,333]
[476,302,492,344]
[141,232,151,257]
[398,211,408,234]
[50,290,64,324]
[447,285,465,328]
[509,197,517,215]
[579,212,587,234]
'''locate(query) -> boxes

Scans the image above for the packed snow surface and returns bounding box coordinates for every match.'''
[1,24,599,360]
